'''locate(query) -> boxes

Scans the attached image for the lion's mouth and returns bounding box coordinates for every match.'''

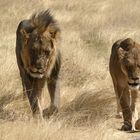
[128,82,140,90]
[128,82,139,86]
[29,71,44,78]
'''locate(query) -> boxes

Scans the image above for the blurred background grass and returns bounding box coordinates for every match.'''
[0,0,140,139]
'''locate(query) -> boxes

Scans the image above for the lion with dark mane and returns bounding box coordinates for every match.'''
[109,38,140,131]
[16,10,61,118]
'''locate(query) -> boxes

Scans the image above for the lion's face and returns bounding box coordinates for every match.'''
[118,47,140,90]
[21,29,55,78]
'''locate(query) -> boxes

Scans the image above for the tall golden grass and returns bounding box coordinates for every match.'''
[0,0,140,139]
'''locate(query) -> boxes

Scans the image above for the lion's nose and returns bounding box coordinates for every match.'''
[36,63,43,69]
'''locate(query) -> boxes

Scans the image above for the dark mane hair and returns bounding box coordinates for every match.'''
[30,10,60,34]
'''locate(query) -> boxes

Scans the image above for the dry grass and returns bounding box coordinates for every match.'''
[0,0,140,139]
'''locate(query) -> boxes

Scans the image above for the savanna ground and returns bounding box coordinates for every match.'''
[0,0,140,139]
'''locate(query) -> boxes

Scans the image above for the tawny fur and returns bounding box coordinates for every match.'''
[109,38,140,131]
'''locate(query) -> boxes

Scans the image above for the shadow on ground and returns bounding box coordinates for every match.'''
[57,88,116,126]
[0,94,31,122]
[0,88,116,126]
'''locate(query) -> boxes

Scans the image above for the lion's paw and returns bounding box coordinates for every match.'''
[43,105,58,119]
[135,118,140,130]
[121,121,132,131]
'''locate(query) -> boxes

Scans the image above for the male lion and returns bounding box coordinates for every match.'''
[16,10,61,118]
[109,38,140,131]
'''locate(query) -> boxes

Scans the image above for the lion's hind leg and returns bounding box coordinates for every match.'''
[111,77,122,118]
[115,87,123,119]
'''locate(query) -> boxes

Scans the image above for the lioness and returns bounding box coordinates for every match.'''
[109,38,140,131]
[16,10,61,118]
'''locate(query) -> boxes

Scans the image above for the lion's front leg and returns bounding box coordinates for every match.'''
[43,78,60,118]
[117,86,132,131]
[25,78,45,119]
[131,90,138,131]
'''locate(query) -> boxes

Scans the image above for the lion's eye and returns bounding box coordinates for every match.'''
[35,37,38,41]
[45,50,50,56]
[34,36,39,42]
[137,65,140,68]
[40,37,44,42]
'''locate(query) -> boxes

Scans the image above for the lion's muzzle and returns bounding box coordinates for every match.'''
[128,78,140,90]
[29,66,45,78]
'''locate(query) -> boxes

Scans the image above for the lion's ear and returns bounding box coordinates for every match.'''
[20,29,29,44]
[43,23,60,40]
[117,47,126,60]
